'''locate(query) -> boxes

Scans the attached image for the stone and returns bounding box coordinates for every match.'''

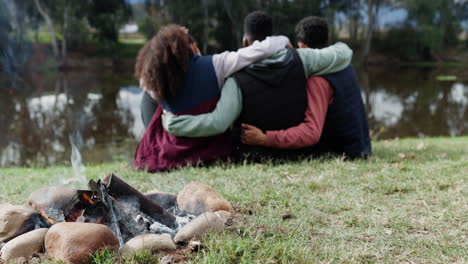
[120,234,176,255]
[0,203,48,243]
[0,228,48,262]
[45,222,119,264]
[28,186,76,211]
[177,182,233,216]
[160,255,177,264]
[145,192,177,210]
[187,240,203,252]
[173,211,232,243]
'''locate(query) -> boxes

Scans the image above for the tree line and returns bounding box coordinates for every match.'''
[144,0,467,62]
[1,0,468,65]
[1,0,131,63]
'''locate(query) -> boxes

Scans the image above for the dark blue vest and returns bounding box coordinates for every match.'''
[162,55,220,114]
[317,65,372,159]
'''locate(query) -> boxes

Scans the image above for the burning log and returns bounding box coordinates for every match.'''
[63,190,96,222]
[103,174,177,229]
[35,205,64,225]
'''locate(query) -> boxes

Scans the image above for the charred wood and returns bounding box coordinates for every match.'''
[103,174,177,229]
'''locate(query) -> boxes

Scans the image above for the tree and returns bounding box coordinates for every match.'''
[220,0,256,48]
[138,0,168,39]
[403,0,467,59]
[33,0,91,61]
[201,0,210,53]
[87,0,131,43]
[362,0,376,64]
[267,0,323,40]
[323,0,354,41]
[1,0,41,72]
[0,0,12,72]
[33,0,61,59]
[346,0,363,43]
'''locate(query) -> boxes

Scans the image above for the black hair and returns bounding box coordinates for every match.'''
[295,16,329,48]
[244,11,273,43]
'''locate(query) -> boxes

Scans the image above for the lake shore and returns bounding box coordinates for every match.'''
[20,42,468,75]
[1,137,466,263]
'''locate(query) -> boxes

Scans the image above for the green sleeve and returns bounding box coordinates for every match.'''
[297,42,353,77]
[162,77,242,138]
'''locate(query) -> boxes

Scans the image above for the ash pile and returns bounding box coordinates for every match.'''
[0,174,234,264]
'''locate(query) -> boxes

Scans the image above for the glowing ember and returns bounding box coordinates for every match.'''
[82,193,95,205]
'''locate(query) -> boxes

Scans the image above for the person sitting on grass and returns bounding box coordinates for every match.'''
[133,23,351,172]
[240,16,372,159]
[162,12,363,161]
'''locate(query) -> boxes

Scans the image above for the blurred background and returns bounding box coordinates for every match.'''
[0,0,467,167]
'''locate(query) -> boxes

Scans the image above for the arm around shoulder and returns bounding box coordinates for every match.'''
[162,78,243,138]
[298,42,353,77]
[212,36,290,85]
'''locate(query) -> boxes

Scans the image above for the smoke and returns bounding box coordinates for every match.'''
[69,131,86,182]
[61,131,87,186]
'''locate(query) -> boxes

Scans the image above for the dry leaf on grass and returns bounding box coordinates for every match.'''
[416,142,426,150]
[398,153,416,159]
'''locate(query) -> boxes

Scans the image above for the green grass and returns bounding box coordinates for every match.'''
[119,33,147,45]
[27,30,144,59]
[26,30,56,44]
[1,137,467,263]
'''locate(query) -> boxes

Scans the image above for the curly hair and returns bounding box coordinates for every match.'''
[135,24,195,103]
[295,16,329,49]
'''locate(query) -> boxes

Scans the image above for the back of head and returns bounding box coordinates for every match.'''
[244,11,273,44]
[135,24,194,103]
[295,16,329,48]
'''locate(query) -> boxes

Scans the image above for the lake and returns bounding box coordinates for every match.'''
[0,66,466,167]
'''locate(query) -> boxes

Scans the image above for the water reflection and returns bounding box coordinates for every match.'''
[0,66,466,167]
[0,70,138,167]
[367,90,404,126]
[360,67,467,139]
[365,83,467,138]
[116,86,144,139]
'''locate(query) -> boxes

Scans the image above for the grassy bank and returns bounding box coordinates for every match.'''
[1,137,467,263]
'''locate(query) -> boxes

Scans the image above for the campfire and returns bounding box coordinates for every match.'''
[0,175,233,263]
[36,174,188,244]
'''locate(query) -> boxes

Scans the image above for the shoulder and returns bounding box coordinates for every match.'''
[190,55,216,73]
[193,54,213,63]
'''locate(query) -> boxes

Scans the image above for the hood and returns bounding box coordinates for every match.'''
[244,48,296,88]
